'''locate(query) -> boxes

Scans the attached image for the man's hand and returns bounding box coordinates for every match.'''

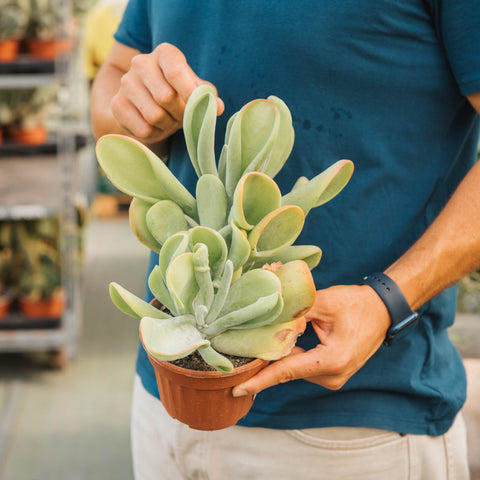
[233,284,390,396]
[91,42,224,146]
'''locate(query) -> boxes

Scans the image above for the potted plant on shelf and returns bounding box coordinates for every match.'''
[4,86,55,145]
[0,91,14,145]
[13,218,64,319]
[0,222,14,319]
[96,85,354,430]
[0,0,31,62]
[27,0,72,60]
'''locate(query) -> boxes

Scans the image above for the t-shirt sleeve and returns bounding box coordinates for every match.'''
[426,0,480,96]
[114,0,152,53]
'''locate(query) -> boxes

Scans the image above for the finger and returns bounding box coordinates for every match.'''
[232,346,328,397]
[302,373,351,391]
[289,346,306,356]
[140,63,186,122]
[199,80,225,116]
[155,43,225,116]
[156,43,203,103]
[119,70,182,133]
[111,93,170,141]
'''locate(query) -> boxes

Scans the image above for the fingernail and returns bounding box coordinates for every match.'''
[232,387,248,398]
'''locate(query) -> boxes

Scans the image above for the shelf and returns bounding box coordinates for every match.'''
[0,55,55,89]
[0,327,67,352]
[0,55,55,75]
[0,314,60,331]
[0,22,84,363]
[0,134,88,157]
[0,135,88,219]
[0,154,63,212]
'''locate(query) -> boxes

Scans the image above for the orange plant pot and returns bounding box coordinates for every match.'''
[142,335,268,431]
[0,39,20,63]
[19,293,65,319]
[7,125,48,145]
[0,296,12,319]
[27,37,71,60]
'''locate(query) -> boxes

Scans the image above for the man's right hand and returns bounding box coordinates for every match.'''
[91,42,224,146]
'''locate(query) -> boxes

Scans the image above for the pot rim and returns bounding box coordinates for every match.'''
[140,331,268,379]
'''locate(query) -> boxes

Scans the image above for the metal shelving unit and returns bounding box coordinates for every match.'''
[0,21,85,367]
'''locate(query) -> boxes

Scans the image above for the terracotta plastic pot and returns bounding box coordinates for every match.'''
[7,125,48,145]
[0,39,20,63]
[0,296,12,319]
[27,37,71,60]
[19,292,65,319]
[142,335,268,431]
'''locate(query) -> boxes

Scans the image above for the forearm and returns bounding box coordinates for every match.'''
[386,157,480,310]
[90,62,128,139]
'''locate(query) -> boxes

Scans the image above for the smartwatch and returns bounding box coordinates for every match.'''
[360,272,419,346]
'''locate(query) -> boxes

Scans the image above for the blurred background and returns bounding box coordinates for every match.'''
[0,1,479,479]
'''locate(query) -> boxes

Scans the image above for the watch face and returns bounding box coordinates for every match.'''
[386,313,419,345]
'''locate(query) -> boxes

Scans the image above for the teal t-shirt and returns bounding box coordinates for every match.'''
[115,1,480,435]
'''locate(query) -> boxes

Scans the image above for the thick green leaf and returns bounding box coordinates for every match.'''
[211,317,306,360]
[158,232,190,280]
[196,174,228,230]
[197,345,234,373]
[218,144,228,185]
[203,259,234,326]
[192,244,214,309]
[262,95,295,178]
[188,226,227,278]
[219,268,281,317]
[239,99,280,173]
[147,266,176,315]
[204,292,283,336]
[109,282,171,320]
[291,176,309,191]
[248,205,305,258]
[282,160,354,214]
[166,253,199,315]
[129,198,162,252]
[96,134,170,203]
[225,99,280,198]
[183,85,218,177]
[230,172,281,230]
[313,159,354,207]
[146,200,188,245]
[98,134,198,218]
[226,223,251,272]
[268,260,316,324]
[140,315,208,361]
[249,245,322,270]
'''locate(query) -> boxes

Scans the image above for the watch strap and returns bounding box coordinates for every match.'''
[360,272,418,346]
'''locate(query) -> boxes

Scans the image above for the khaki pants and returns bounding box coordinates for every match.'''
[131,375,470,480]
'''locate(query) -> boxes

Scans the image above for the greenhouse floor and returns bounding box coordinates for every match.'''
[0,214,479,480]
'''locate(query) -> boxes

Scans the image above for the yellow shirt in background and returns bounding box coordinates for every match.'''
[82,1,126,80]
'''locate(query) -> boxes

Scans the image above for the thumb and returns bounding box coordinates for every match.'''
[155,43,224,115]
[197,79,225,116]
[232,347,307,398]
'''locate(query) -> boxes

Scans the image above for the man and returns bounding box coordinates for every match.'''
[91,2,480,478]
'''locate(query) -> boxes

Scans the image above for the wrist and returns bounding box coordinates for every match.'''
[360,272,419,346]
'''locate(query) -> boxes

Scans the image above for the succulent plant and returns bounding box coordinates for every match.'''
[0,86,56,129]
[96,85,354,373]
[27,0,96,39]
[28,0,66,39]
[12,218,62,301]
[0,222,14,296]
[0,0,31,41]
